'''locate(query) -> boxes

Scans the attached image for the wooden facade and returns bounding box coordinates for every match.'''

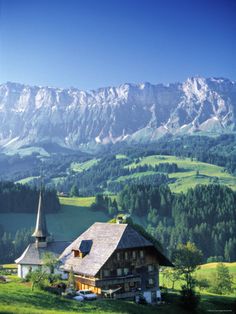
[74,246,160,299]
[60,222,173,302]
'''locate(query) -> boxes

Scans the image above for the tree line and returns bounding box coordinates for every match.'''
[91,183,236,262]
[0,225,33,264]
[53,156,178,195]
[113,134,236,175]
[0,181,60,213]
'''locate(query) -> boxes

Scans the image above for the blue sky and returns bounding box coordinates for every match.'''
[0,0,235,90]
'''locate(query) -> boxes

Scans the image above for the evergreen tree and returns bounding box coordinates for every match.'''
[210,263,233,295]
[69,184,79,197]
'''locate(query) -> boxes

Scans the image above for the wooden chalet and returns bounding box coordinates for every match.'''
[60,222,173,302]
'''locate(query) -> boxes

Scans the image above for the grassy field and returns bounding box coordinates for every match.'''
[15,154,236,194]
[122,155,236,193]
[197,262,236,283]
[0,197,108,241]
[0,278,157,314]
[70,159,99,172]
[160,262,236,293]
[16,176,40,184]
[116,154,127,159]
[0,276,235,314]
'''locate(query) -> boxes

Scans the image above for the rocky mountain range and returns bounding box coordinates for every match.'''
[0,77,235,152]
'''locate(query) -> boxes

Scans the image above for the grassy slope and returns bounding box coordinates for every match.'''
[16,176,40,184]
[15,154,236,194]
[0,278,178,314]
[120,155,236,193]
[160,262,236,293]
[197,262,236,282]
[0,269,235,314]
[0,197,109,241]
[70,159,99,172]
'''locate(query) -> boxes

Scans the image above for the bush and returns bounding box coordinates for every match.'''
[207,256,224,263]
[195,276,210,291]
[160,288,172,303]
[179,288,200,311]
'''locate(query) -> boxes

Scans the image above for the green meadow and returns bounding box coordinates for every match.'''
[121,155,236,193]
[0,263,235,314]
[70,159,99,172]
[0,197,108,241]
[160,262,236,292]
[14,154,236,194]
[16,176,40,184]
[0,278,160,314]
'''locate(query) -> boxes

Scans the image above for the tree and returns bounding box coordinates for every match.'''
[42,252,59,274]
[67,267,76,291]
[162,267,179,290]
[70,184,79,197]
[210,263,233,295]
[172,242,203,290]
[28,252,59,291]
[172,243,202,311]
[195,276,209,291]
[29,268,48,291]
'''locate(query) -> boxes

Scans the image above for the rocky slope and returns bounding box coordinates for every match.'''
[0,77,235,151]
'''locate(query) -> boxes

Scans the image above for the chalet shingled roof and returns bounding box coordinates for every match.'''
[59,222,173,277]
[15,241,71,265]
[32,191,50,238]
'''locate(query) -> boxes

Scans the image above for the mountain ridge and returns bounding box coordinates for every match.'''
[0,77,235,151]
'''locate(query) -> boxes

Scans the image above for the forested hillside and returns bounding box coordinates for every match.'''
[0,182,60,263]
[0,134,235,190]
[0,134,235,264]
[0,227,33,264]
[0,182,60,213]
[92,184,236,262]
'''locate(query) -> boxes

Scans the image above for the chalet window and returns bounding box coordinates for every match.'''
[132,251,136,259]
[148,264,154,272]
[117,268,122,276]
[123,268,129,275]
[116,252,121,261]
[124,251,129,260]
[103,269,110,277]
[73,250,80,258]
[140,250,144,258]
[124,282,129,292]
[130,281,135,287]
[148,278,154,286]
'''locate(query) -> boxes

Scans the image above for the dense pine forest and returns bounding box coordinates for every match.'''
[0,182,59,263]
[0,134,235,188]
[0,182,60,213]
[92,184,236,262]
[0,134,235,264]
[0,227,33,264]
[113,134,236,175]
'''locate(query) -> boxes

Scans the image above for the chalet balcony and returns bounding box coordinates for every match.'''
[95,274,141,287]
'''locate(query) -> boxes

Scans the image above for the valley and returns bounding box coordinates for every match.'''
[0,197,105,241]
[1,1,235,312]
[11,153,236,194]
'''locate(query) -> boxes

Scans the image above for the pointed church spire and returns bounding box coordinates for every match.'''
[32,189,50,247]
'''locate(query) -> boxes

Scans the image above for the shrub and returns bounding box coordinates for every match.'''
[179,288,200,311]
[195,276,210,290]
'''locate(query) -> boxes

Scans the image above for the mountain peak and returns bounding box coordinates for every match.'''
[0,77,235,151]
